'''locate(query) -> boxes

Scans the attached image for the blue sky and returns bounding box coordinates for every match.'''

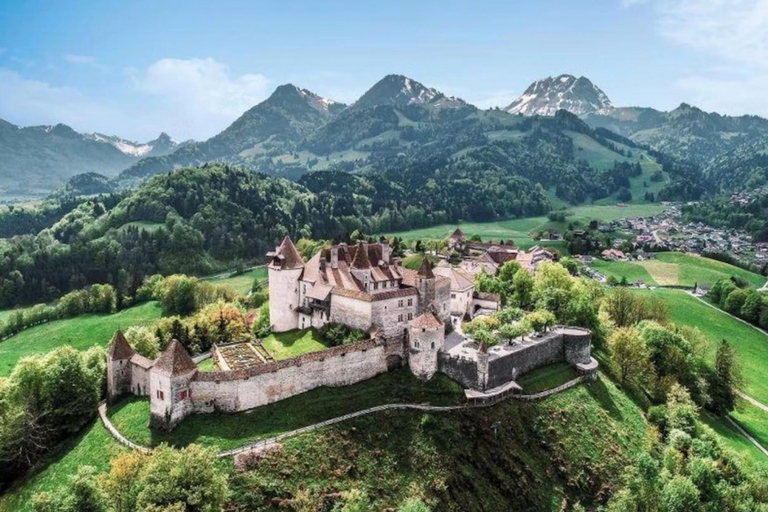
[1,0,766,141]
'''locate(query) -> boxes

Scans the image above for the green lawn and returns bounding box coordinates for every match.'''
[596,252,765,288]
[517,363,580,393]
[731,399,768,452]
[632,289,768,405]
[207,266,267,296]
[107,369,465,452]
[0,301,163,376]
[196,357,217,371]
[385,204,668,253]
[0,420,127,512]
[261,328,330,360]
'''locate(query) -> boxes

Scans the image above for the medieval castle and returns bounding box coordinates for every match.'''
[107,236,596,431]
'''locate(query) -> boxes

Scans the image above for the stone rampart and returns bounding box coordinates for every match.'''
[189,337,389,414]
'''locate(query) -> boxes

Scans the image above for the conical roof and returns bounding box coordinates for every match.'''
[273,235,305,270]
[417,257,435,279]
[450,227,465,239]
[153,340,197,376]
[108,330,135,360]
[351,240,371,269]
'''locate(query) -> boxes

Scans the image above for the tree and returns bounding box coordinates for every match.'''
[741,290,762,324]
[134,444,228,512]
[398,498,431,512]
[511,269,534,309]
[660,476,700,512]
[709,339,741,414]
[498,322,527,344]
[159,275,199,316]
[603,287,645,327]
[722,288,747,315]
[524,310,556,334]
[607,327,654,387]
[125,326,159,359]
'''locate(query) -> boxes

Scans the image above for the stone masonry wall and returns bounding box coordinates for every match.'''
[371,295,417,339]
[330,294,372,332]
[438,353,479,389]
[268,267,303,332]
[189,338,388,415]
[130,364,150,396]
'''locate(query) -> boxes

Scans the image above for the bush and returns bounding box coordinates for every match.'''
[319,323,367,347]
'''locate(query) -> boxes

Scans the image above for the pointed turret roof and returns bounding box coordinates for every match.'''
[108,330,135,360]
[417,257,435,279]
[450,227,465,240]
[410,312,443,330]
[153,340,197,376]
[273,235,305,270]
[351,240,371,269]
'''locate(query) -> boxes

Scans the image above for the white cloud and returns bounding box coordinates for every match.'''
[629,0,768,116]
[0,67,120,130]
[130,57,271,138]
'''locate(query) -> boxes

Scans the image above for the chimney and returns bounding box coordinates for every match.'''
[330,247,339,269]
[380,239,390,264]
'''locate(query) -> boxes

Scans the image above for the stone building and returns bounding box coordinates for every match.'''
[268,236,451,339]
[433,263,500,319]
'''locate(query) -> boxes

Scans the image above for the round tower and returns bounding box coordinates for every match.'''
[408,312,444,380]
[268,235,305,332]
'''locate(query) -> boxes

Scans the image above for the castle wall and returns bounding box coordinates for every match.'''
[563,330,592,365]
[371,295,417,339]
[450,289,473,317]
[189,339,388,415]
[473,296,499,313]
[130,364,150,396]
[435,280,451,323]
[268,267,303,332]
[438,353,480,389]
[329,294,372,332]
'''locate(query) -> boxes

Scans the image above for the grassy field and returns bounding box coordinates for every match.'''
[597,252,765,288]
[207,266,267,296]
[196,357,217,371]
[0,301,163,376]
[385,204,668,253]
[261,328,330,360]
[632,289,768,405]
[107,369,464,452]
[700,410,768,464]
[731,399,768,451]
[517,362,579,393]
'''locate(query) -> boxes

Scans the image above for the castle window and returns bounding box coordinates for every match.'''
[431,342,435,349]
[178,390,189,401]
[408,313,413,320]
[407,298,413,306]
[156,390,164,401]
[374,282,378,290]
[398,314,404,322]
[451,293,456,299]
[398,299,404,308]
[415,341,420,348]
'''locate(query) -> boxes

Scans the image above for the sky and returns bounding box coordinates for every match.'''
[1,0,767,141]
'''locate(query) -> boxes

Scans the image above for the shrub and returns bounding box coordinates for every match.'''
[319,323,367,347]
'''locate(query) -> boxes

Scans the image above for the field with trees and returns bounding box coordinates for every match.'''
[595,252,766,287]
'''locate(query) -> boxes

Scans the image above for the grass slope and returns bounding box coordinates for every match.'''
[107,369,464,452]
[0,301,163,377]
[0,421,127,512]
[517,363,579,393]
[207,266,267,296]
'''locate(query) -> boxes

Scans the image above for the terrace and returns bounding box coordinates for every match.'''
[213,342,268,371]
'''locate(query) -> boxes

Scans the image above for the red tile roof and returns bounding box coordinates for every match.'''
[153,340,198,376]
[417,257,435,278]
[108,330,135,360]
[271,235,305,270]
[410,312,443,329]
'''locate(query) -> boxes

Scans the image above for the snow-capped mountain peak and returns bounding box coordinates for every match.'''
[85,132,180,157]
[504,74,612,116]
[351,74,467,111]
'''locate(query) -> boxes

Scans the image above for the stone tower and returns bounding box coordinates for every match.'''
[149,340,198,431]
[408,312,444,380]
[107,330,135,404]
[415,257,436,315]
[268,235,305,333]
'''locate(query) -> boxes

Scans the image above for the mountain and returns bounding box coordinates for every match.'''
[584,103,768,168]
[119,84,346,183]
[349,74,468,112]
[504,75,612,116]
[0,118,182,196]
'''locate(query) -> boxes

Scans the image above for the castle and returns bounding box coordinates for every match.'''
[106,236,596,431]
